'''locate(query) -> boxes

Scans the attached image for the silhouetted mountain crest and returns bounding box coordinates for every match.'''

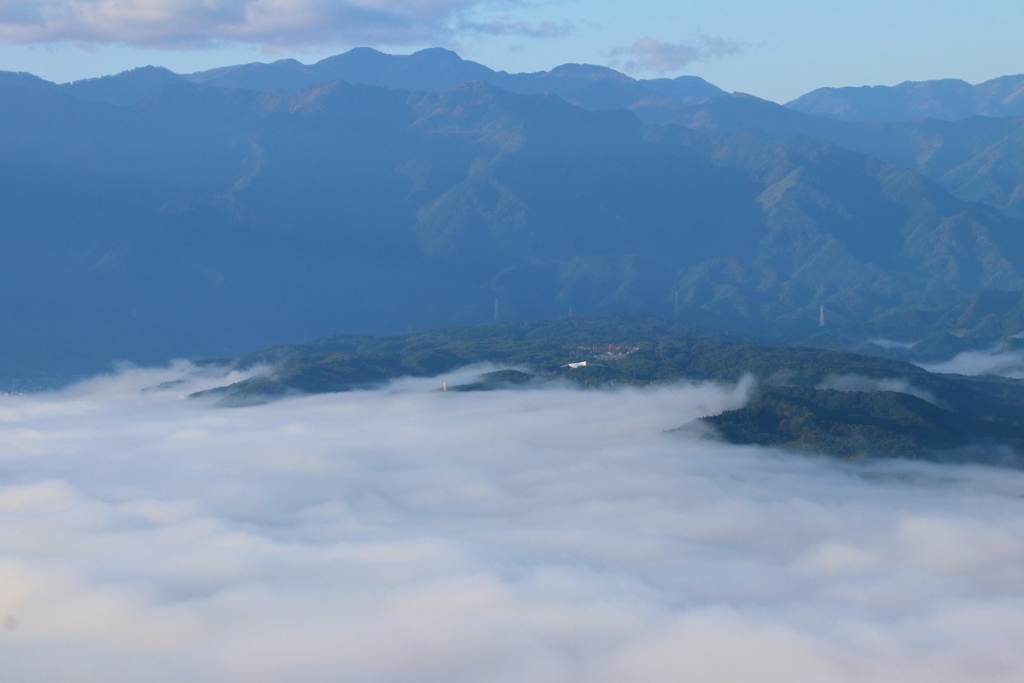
[788,74,1024,121]
[311,47,497,92]
[189,47,500,94]
[2,48,728,118]
[0,70,55,91]
[185,47,726,113]
[0,65,192,106]
[63,66,187,105]
[642,76,730,106]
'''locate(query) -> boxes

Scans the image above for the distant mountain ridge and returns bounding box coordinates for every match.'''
[185,47,727,113]
[10,49,1024,127]
[788,74,1024,122]
[0,65,187,105]
[11,48,1024,129]
[0,47,726,113]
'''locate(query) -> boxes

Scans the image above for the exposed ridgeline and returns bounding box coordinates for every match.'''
[24,48,1020,125]
[0,65,187,106]
[2,76,1024,378]
[0,48,726,113]
[188,47,727,112]
[10,50,1024,223]
[188,51,1024,124]
[787,75,1024,122]
[199,314,1024,465]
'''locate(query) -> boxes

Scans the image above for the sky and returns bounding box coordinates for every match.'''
[2,363,1024,680]
[0,0,1023,102]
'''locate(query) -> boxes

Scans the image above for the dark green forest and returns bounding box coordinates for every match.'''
[196,314,1024,464]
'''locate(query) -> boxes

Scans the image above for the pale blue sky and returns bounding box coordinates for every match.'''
[1,1,1022,102]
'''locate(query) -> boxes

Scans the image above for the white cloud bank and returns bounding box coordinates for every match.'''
[1,364,1024,681]
[920,348,1024,379]
[0,0,514,47]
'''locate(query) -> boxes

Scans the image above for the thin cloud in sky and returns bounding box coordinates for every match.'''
[1,364,1024,680]
[0,0,516,48]
[459,18,573,39]
[611,35,746,74]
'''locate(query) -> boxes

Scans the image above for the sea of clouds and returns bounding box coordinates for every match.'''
[1,363,1024,682]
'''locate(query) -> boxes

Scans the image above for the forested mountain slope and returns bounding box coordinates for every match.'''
[2,77,1023,379]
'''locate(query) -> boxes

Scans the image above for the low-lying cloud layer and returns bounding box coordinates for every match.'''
[920,347,1024,379]
[0,0,513,47]
[818,374,939,404]
[1,364,1024,681]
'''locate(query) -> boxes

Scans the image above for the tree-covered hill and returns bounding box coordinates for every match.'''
[197,314,1024,464]
[703,384,1024,463]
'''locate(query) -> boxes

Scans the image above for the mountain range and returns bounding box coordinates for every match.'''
[10,47,1024,123]
[6,48,1024,379]
[0,48,726,114]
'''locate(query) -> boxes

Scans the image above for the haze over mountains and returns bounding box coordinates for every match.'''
[0,47,729,113]
[11,47,1024,122]
[13,30,1024,683]
[6,47,1024,379]
[788,76,1024,121]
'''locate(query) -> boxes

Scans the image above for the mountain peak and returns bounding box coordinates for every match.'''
[546,63,634,81]
[59,65,186,105]
[0,70,56,90]
[410,47,465,60]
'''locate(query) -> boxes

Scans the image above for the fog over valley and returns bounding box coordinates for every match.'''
[0,366,1023,681]
[6,8,1024,678]
[919,347,1024,380]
